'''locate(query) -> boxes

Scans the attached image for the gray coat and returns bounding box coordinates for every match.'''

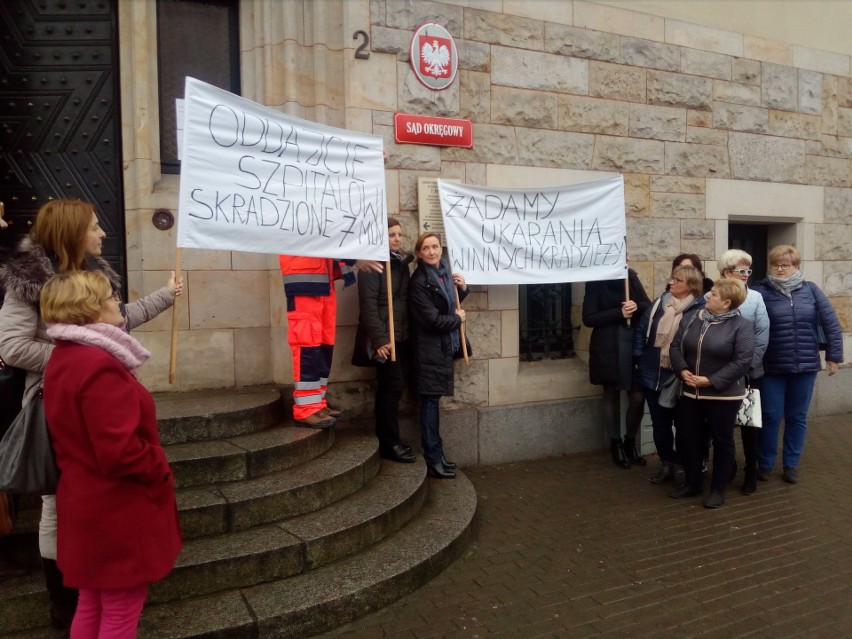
[0,236,173,401]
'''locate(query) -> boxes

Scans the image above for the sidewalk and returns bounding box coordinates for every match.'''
[314,412,852,638]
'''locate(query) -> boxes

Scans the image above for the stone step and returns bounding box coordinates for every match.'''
[176,430,379,539]
[0,459,429,634]
[166,423,334,489]
[134,473,477,639]
[154,386,282,445]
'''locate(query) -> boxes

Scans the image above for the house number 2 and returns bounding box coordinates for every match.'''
[353,30,370,59]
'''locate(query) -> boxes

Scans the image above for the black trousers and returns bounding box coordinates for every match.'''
[374,342,408,453]
[675,396,741,493]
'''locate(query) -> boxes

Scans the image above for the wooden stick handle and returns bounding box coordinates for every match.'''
[168,248,182,385]
[385,261,396,362]
[624,276,631,329]
[454,285,469,365]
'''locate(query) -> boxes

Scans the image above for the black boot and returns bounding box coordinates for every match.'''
[741,467,757,495]
[43,558,78,630]
[610,439,630,469]
[623,437,647,466]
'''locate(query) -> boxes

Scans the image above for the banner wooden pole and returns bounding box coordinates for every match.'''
[385,261,396,362]
[624,276,631,329]
[454,286,469,365]
[168,248,182,384]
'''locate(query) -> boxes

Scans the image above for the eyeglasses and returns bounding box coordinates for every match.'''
[731,269,753,276]
[668,277,685,284]
[771,264,794,271]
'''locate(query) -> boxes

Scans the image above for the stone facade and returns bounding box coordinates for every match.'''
[119,0,851,464]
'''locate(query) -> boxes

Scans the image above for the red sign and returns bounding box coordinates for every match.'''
[394,113,473,148]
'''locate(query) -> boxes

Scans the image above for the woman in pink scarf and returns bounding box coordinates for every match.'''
[41,271,181,638]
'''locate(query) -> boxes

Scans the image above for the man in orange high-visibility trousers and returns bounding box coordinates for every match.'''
[280,255,383,428]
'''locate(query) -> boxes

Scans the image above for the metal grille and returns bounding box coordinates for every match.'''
[519,283,575,361]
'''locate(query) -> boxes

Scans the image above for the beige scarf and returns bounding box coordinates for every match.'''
[654,293,696,369]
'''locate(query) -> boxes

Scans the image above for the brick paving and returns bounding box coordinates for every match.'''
[314,413,852,639]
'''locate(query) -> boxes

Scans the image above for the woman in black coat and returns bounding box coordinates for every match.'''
[583,268,651,468]
[353,217,415,463]
[408,233,468,479]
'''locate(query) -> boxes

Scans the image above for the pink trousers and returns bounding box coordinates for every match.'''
[70,585,148,639]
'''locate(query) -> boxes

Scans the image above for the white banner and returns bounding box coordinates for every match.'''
[177,77,388,260]
[437,176,627,285]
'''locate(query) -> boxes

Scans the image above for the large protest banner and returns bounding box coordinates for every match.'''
[437,176,627,285]
[177,77,388,260]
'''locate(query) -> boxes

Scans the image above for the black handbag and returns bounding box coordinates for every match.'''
[658,374,682,409]
[0,388,59,495]
[0,356,26,438]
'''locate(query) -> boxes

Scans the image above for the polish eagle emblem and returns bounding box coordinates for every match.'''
[421,39,451,77]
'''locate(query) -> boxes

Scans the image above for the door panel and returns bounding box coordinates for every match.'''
[0,0,124,281]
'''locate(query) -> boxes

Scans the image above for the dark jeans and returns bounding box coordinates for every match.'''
[419,394,444,465]
[645,388,677,465]
[675,396,741,493]
[374,343,407,454]
[759,372,817,469]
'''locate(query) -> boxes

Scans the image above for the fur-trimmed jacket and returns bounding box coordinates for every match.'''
[0,236,174,400]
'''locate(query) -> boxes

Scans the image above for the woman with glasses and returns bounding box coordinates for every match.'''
[717,250,769,494]
[752,245,843,484]
[0,199,182,630]
[634,265,705,483]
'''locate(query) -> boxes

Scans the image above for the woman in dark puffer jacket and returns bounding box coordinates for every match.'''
[408,233,468,480]
[752,245,843,485]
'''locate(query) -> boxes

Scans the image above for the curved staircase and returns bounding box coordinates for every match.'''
[0,387,478,638]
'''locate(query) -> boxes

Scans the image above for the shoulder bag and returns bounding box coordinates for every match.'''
[0,388,59,495]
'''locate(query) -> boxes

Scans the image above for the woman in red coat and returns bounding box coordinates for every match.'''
[41,270,181,638]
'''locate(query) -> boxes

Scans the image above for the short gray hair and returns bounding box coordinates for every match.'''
[718,249,752,274]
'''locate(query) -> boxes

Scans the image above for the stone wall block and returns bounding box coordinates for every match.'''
[492,47,588,94]
[743,35,793,66]
[516,128,595,169]
[625,218,681,261]
[445,359,489,410]
[589,61,646,102]
[680,48,731,81]
[681,219,715,240]
[456,38,491,72]
[619,36,680,71]
[375,124,442,170]
[557,95,630,135]
[732,57,761,85]
[592,136,664,174]
[825,187,852,223]
[463,310,501,360]
[799,69,823,115]
[840,78,852,108]
[460,70,491,121]
[838,108,852,138]
[492,86,557,129]
[713,80,761,106]
[792,45,850,77]
[681,238,715,261]
[398,62,459,116]
[650,192,705,218]
[686,127,727,146]
[651,176,706,194]
[712,102,769,133]
[762,62,798,110]
[820,135,852,160]
[629,104,686,141]
[665,19,743,57]
[729,132,806,182]
[769,110,822,140]
[369,26,411,59]
[647,71,713,110]
[823,262,852,297]
[464,8,543,49]
[624,173,649,217]
[442,123,519,164]
[384,0,463,33]
[544,23,620,62]
[805,155,851,188]
[369,0,384,26]
[665,142,730,178]
[687,110,712,128]
[822,74,839,135]
[816,226,852,261]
